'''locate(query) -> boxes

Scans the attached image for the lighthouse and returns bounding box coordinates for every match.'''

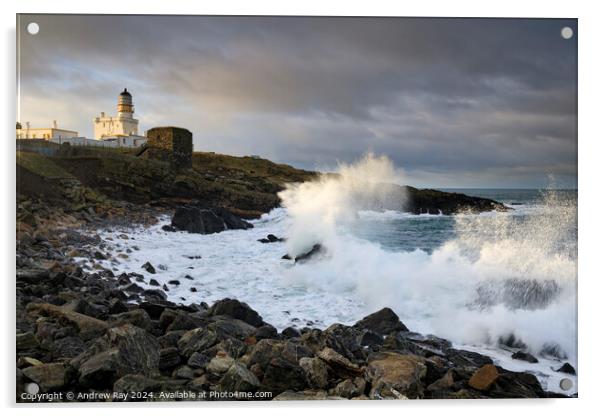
[93,88,141,140]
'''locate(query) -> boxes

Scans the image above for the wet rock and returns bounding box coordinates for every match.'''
[446,348,493,369]
[489,370,544,398]
[149,279,160,286]
[168,279,180,286]
[555,362,576,375]
[22,362,67,392]
[354,307,408,335]
[262,357,308,394]
[427,369,455,391]
[258,234,284,243]
[282,327,301,339]
[294,244,324,263]
[331,377,366,399]
[208,298,265,327]
[172,365,195,380]
[108,298,128,315]
[511,351,539,364]
[299,356,329,389]
[187,352,209,369]
[49,336,86,359]
[142,289,168,302]
[108,309,153,331]
[171,206,240,234]
[468,364,499,391]
[254,325,277,340]
[218,361,262,393]
[141,262,156,274]
[161,225,176,232]
[365,352,427,399]
[159,347,181,371]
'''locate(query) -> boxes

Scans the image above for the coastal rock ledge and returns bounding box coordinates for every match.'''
[16,249,574,401]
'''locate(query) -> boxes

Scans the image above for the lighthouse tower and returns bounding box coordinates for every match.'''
[93,88,140,140]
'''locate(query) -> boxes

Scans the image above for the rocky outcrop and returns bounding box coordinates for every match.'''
[170,206,253,234]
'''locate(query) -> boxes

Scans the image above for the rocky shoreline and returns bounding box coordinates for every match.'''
[16,214,575,402]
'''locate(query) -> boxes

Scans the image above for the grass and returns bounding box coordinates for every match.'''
[16,151,74,179]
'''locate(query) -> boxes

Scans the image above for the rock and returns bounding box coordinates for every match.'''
[177,328,219,357]
[206,355,235,375]
[218,361,262,392]
[49,336,86,359]
[187,352,209,369]
[108,309,153,331]
[299,357,329,389]
[282,327,301,339]
[511,351,539,363]
[468,364,499,391]
[76,324,160,388]
[273,390,345,400]
[317,347,362,377]
[427,369,455,391]
[159,347,181,371]
[16,331,40,350]
[108,298,128,315]
[555,362,576,375]
[354,308,408,335]
[22,363,67,392]
[489,370,544,398]
[113,374,161,394]
[142,289,168,302]
[172,206,222,234]
[446,348,493,369]
[262,357,308,394]
[365,352,427,399]
[141,261,156,274]
[254,325,278,340]
[168,279,180,286]
[17,357,44,368]
[172,365,195,380]
[149,279,160,286]
[294,244,324,263]
[258,234,284,243]
[26,303,108,340]
[207,298,265,327]
[161,225,176,232]
[332,377,366,399]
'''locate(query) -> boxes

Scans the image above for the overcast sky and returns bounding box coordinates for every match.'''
[18,15,577,188]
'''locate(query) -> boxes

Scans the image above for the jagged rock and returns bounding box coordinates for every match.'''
[177,328,219,358]
[76,324,160,388]
[172,365,195,380]
[49,336,85,359]
[187,352,209,369]
[142,289,168,302]
[468,364,499,391]
[294,244,324,263]
[365,352,427,399]
[331,377,366,399]
[427,369,455,391]
[511,351,539,363]
[108,298,128,315]
[258,234,284,243]
[171,206,253,234]
[354,308,408,335]
[488,370,544,398]
[207,298,265,327]
[149,279,160,286]
[161,225,176,232]
[16,331,40,350]
[26,303,108,340]
[299,357,329,389]
[446,348,493,369]
[22,362,67,392]
[141,262,156,274]
[108,309,153,331]
[273,390,345,400]
[317,347,362,377]
[254,325,277,340]
[159,347,181,371]
[206,354,235,375]
[555,362,576,375]
[218,361,262,392]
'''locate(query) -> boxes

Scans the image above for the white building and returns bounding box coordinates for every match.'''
[93,88,147,147]
[16,121,78,140]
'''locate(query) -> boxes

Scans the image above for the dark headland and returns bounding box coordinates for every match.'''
[17,144,574,401]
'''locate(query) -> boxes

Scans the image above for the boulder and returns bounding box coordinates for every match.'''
[331,377,366,399]
[468,364,499,391]
[16,331,40,350]
[22,363,67,392]
[159,347,181,371]
[76,324,160,388]
[354,308,408,335]
[171,206,252,234]
[555,362,576,375]
[365,352,427,399]
[207,298,265,327]
[141,262,156,274]
[26,303,108,340]
[218,361,262,393]
[511,351,539,363]
[317,347,362,377]
[177,327,219,358]
[299,356,329,389]
[108,309,153,331]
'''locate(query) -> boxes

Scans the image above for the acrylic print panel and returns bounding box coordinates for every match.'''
[16,14,577,402]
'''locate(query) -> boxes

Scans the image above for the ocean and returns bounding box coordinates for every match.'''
[85,186,577,394]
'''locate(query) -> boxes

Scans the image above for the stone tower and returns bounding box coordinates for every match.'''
[145,127,193,170]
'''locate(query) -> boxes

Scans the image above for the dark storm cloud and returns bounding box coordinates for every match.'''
[18,15,577,187]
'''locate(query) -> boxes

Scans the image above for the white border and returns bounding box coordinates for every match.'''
[2,1,601,415]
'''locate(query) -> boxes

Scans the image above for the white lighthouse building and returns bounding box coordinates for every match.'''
[93,88,147,147]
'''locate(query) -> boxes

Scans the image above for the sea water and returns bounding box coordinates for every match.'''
[86,157,577,395]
